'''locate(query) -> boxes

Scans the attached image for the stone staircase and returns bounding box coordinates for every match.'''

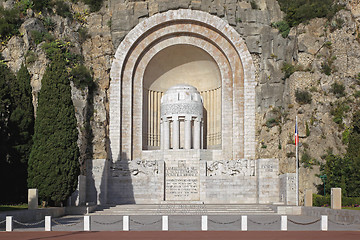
[90,204,278,215]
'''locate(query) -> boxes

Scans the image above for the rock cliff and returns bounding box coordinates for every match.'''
[1,0,360,200]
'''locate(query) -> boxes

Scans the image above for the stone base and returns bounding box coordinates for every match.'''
[87,155,286,205]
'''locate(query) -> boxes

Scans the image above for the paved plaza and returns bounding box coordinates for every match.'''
[1,231,360,240]
[1,214,360,232]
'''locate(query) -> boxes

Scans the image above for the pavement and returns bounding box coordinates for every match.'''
[1,231,360,240]
[1,214,360,231]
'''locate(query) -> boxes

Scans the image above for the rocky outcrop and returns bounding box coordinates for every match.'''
[2,0,360,201]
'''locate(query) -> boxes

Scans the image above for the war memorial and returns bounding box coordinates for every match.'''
[85,9,296,206]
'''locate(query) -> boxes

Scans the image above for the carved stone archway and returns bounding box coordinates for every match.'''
[109,9,256,162]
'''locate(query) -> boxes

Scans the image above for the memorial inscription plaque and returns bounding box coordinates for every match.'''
[165,160,200,201]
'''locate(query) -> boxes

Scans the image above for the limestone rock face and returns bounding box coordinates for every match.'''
[2,0,360,201]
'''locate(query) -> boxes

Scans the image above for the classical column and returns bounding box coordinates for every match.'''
[172,116,180,149]
[194,118,201,149]
[160,120,163,150]
[163,119,170,150]
[184,117,192,149]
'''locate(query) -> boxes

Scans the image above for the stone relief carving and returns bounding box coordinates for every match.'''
[110,160,159,177]
[207,159,256,176]
[161,103,203,116]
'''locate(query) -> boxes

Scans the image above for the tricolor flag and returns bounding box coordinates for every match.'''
[295,120,299,146]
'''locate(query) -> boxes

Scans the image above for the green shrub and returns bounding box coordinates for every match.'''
[266,118,278,128]
[286,152,295,158]
[281,62,296,79]
[330,101,350,126]
[330,81,345,98]
[342,197,360,207]
[324,41,332,48]
[78,27,90,44]
[313,194,330,207]
[277,0,344,28]
[250,1,259,10]
[16,0,34,14]
[70,64,93,90]
[25,50,37,65]
[43,17,56,31]
[354,91,360,98]
[342,126,352,144]
[301,151,317,168]
[32,0,53,11]
[295,89,312,105]
[321,60,332,75]
[30,30,44,45]
[0,6,22,42]
[306,121,310,137]
[55,1,72,19]
[314,194,360,207]
[271,21,290,38]
[82,0,104,12]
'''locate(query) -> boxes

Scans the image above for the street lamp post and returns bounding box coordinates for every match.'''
[320,174,327,196]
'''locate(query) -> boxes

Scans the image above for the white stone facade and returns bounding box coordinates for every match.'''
[85,9,295,205]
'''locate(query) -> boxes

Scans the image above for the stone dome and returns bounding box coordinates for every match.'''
[161,84,203,118]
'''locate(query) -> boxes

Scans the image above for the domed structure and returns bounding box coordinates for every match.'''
[160,84,204,150]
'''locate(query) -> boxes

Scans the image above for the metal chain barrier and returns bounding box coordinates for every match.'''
[174,220,200,226]
[130,218,162,226]
[0,219,6,225]
[328,219,360,226]
[248,218,279,225]
[93,219,123,225]
[13,219,45,227]
[287,218,321,225]
[52,218,83,227]
[208,218,241,225]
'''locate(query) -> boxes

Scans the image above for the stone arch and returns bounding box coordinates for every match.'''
[110,9,256,162]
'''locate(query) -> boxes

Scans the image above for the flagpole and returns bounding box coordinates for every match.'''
[295,116,299,206]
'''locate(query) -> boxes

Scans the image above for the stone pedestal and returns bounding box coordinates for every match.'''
[279,173,296,205]
[257,159,280,204]
[28,189,38,209]
[304,189,313,207]
[331,188,341,210]
[68,175,87,206]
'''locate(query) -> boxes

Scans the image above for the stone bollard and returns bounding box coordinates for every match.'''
[241,216,247,231]
[6,216,13,232]
[281,216,287,231]
[201,216,208,231]
[321,215,328,231]
[45,216,52,231]
[84,216,91,231]
[28,189,38,210]
[331,188,341,210]
[304,189,313,207]
[123,216,129,231]
[162,216,168,231]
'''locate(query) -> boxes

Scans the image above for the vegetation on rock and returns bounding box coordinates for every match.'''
[295,89,312,105]
[319,111,360,197]
[277,0,344,28]
[0,6,22,43]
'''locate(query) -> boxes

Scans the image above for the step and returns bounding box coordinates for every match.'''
[90,204,278,215]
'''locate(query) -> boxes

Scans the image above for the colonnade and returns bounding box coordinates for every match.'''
[160,116,203,150]
[144,87,221,150]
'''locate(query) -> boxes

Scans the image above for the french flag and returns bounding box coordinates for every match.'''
[295,120,299,146]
